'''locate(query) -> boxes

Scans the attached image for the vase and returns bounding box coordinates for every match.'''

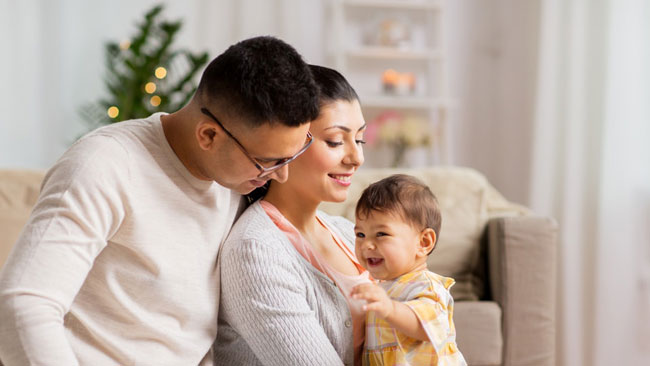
[402,147,429,168]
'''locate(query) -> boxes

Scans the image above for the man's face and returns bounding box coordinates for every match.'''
[198,112,312,194]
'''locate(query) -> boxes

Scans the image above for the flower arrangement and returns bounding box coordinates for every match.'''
[365,110,432,167]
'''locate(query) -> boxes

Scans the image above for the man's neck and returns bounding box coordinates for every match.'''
[161,109,208,181]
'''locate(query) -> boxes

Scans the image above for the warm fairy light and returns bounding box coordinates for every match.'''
[144,82,157,94]
[150,95,162,107]
[107,106,119,118]
[154,67,167,79]
[119,40,131,50]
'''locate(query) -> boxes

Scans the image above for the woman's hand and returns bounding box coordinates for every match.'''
[350,282,395,319]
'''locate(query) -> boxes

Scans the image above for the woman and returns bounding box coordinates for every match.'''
[213,65,368,366]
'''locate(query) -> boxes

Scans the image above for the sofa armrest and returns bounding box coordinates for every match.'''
[487,216,558,366]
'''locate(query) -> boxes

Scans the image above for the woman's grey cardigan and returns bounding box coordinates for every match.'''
[213,201,355,366]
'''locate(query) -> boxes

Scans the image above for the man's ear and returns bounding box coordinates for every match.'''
[417,228,436,258]
[195,121,220,151]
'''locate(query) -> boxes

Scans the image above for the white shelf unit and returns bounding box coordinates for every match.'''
[330,0,452,167]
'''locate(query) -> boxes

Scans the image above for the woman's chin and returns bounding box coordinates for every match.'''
[319,192,348,204]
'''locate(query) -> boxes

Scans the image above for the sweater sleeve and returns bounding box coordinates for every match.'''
[0,135,128,365]
[219,235,345,366]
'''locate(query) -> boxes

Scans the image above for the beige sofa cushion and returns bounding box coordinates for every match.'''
[0,170,45,268]
[454,301,503,366]
[319,166,491,300]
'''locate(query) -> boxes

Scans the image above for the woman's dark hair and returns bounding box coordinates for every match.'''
[356,174,442,250]
[309,64,359,107]
[196,36,320,127]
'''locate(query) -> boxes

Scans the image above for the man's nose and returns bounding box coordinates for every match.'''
[268,164,289,183]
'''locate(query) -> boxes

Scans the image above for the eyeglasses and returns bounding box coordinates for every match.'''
[200,107,313,178]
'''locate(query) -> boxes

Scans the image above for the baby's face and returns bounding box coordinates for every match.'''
[354,210,426,280]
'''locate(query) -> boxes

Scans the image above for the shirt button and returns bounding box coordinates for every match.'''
[345,320,352,328]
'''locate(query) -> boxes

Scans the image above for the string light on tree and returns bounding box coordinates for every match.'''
[154,67,167,79]
[107,106,119,118]
[150,95,162,107]
[144,82,156,94]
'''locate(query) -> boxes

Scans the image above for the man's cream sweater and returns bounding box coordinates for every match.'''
[0,114,241,365]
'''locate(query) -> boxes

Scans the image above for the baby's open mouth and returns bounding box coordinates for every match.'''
[366,257,384,266]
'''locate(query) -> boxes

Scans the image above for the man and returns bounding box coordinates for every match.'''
[0,36,320,365]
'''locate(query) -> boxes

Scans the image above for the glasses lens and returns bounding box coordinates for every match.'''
[255,132,313,178]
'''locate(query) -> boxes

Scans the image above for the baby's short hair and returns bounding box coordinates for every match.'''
[355,174,442,245]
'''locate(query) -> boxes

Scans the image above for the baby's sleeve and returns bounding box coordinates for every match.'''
[403,280,465,361]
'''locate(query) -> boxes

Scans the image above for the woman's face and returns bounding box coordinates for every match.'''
[285,99,366,204]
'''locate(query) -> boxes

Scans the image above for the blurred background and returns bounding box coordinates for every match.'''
[0,0,648,365]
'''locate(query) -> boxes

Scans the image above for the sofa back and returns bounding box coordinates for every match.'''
[0,170,45,269]
[319,166,527,301]
[1,167,527,301]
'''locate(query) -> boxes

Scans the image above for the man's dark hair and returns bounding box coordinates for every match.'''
[309,65,359,107]
[196,36,320,127]
[356,174,442,249]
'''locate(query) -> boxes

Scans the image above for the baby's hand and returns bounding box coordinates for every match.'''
[350,283,395,319]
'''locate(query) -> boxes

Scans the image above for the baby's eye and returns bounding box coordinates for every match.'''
[376,232,389,237]
[355,232,365,238]
[326,141,344,147]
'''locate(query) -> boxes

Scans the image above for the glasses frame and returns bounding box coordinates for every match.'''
[200,107,313,178]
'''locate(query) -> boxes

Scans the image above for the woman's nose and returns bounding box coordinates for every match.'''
[344,143,364,167]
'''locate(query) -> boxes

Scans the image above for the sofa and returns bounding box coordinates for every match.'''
[0,167,557,366]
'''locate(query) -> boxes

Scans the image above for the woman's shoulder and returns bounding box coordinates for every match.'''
[317,211,355,244]
[317,210,354,229]
[222,202,283,252]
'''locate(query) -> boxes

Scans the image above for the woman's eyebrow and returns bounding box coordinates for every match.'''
[324,125,351,132]
[323,123,367,132]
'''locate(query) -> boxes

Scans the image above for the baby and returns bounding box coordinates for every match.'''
[351,174,467,366]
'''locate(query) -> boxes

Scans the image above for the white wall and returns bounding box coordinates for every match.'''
[447,0,541,205]
[0,0,328,170]
[0,0,542,207]
[0,0,541,206]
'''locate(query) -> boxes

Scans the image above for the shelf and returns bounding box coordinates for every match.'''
[360,95,451,109]
[346,47,442,60]
[332,0,452,164]
[343,0,442,11]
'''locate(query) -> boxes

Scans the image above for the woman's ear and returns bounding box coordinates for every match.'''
[196,121,219,151]
[417,228,436,258]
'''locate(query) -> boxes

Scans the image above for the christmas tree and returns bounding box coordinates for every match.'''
[81,5,209,127]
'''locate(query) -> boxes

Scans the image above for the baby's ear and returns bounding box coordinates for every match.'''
[417,228,436,257]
